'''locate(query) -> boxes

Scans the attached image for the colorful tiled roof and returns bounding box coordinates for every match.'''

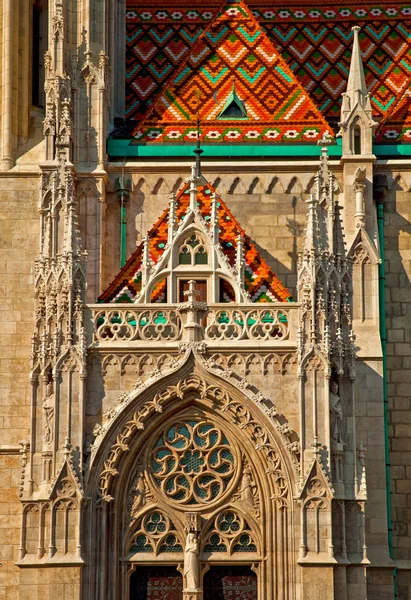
[375,90,411,142]
[126,0,332,143]
[99,180,291,303]
[125,1,411,143]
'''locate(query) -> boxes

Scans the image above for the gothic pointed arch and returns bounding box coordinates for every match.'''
[83,357,298,599]
[87,360,297,505]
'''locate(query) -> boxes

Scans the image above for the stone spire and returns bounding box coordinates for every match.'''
[298,143,352,369]
[346,26,367,106]
[339,27,376,155]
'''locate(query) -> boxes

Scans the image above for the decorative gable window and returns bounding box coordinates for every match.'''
[178,232,208,266]
[217,83,248,120]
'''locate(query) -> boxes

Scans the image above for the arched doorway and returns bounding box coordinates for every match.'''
[86,372,296,600]
[204,566,257,600]
[130,566,183,600]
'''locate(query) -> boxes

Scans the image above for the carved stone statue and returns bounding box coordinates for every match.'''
[130,471,147,517]
[329,380,343,444]
[184,531,199,590]
[42,382,55,444]
[238,464,256,508]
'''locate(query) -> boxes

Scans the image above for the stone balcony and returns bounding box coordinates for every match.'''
[86,302,300,351]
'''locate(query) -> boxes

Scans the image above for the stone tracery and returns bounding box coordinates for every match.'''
[150,419,236,506]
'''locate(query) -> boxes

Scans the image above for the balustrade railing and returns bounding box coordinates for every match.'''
[92,307,183,342]
[88,303,299,346]
[205,307,289,341]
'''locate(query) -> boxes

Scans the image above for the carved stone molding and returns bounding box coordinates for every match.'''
[95,374,292,507]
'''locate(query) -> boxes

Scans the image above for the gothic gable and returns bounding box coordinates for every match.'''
[99,174,291,303]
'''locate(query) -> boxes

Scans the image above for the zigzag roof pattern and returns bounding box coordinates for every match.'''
[127,0,332,143]
[98,179,291,303]
[375,88,411,142]
[125,1,411,143]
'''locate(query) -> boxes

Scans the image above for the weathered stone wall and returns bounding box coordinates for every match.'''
[0,174,39,599]
[19,567,81,600]
[384,183,411,599]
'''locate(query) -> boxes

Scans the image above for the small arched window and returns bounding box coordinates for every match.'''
[178,233,208,266]
[354,126,361,155]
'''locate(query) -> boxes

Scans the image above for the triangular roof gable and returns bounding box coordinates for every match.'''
[99,180,291,303]
[130,0,332,144]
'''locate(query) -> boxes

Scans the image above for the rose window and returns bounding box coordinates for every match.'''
[150,420,236,506]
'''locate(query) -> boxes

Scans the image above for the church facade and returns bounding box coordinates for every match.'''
[1,1,411,599]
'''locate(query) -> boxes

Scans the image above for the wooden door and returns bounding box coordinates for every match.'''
[129,566,183,600]
[203,566,257,600]
[179,279,207,303]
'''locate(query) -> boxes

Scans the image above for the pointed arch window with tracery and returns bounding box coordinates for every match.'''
[128,510,184,557]
[178,232,209,266]
[122,411,267,600]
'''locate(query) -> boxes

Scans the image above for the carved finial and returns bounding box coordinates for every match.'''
[303,194,321,253]
[317,130,335,150]
[339,26,377,153]
[168,192,177,243]
[63,437,71,460]
[183,280,202,303]
[188,166,198,212]
[141,236,151,287]
[210,191,219,242]
[235,234,245,286]
[353,167,366,227]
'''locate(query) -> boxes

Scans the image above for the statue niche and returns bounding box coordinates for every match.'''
[330,379,344,445]
[42,381,55,445]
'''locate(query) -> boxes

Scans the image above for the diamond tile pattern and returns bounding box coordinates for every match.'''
[125,1,411,143]
[126,1,332,143]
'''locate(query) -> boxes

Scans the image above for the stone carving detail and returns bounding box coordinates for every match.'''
[97,376,290,506]
[184,530,199,590]
[351,243,371,266]
[128,470,153,520]
[92,306,291,344]
[128,510,183,555]
[205,308,289,341]
[330,379,344,444]
[42,382,55,445]
[203,510,257,555]
[297,142,354,375]
[232,458,260,519]
[93,308,183,342]
[150,419,236,506]
[179,232,208,266]
[95,352,180,378]
[208,352,297,376]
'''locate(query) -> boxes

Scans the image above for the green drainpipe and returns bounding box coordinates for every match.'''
[115,176,132,269]
[375,176,397,599]
[120,200,127,268]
